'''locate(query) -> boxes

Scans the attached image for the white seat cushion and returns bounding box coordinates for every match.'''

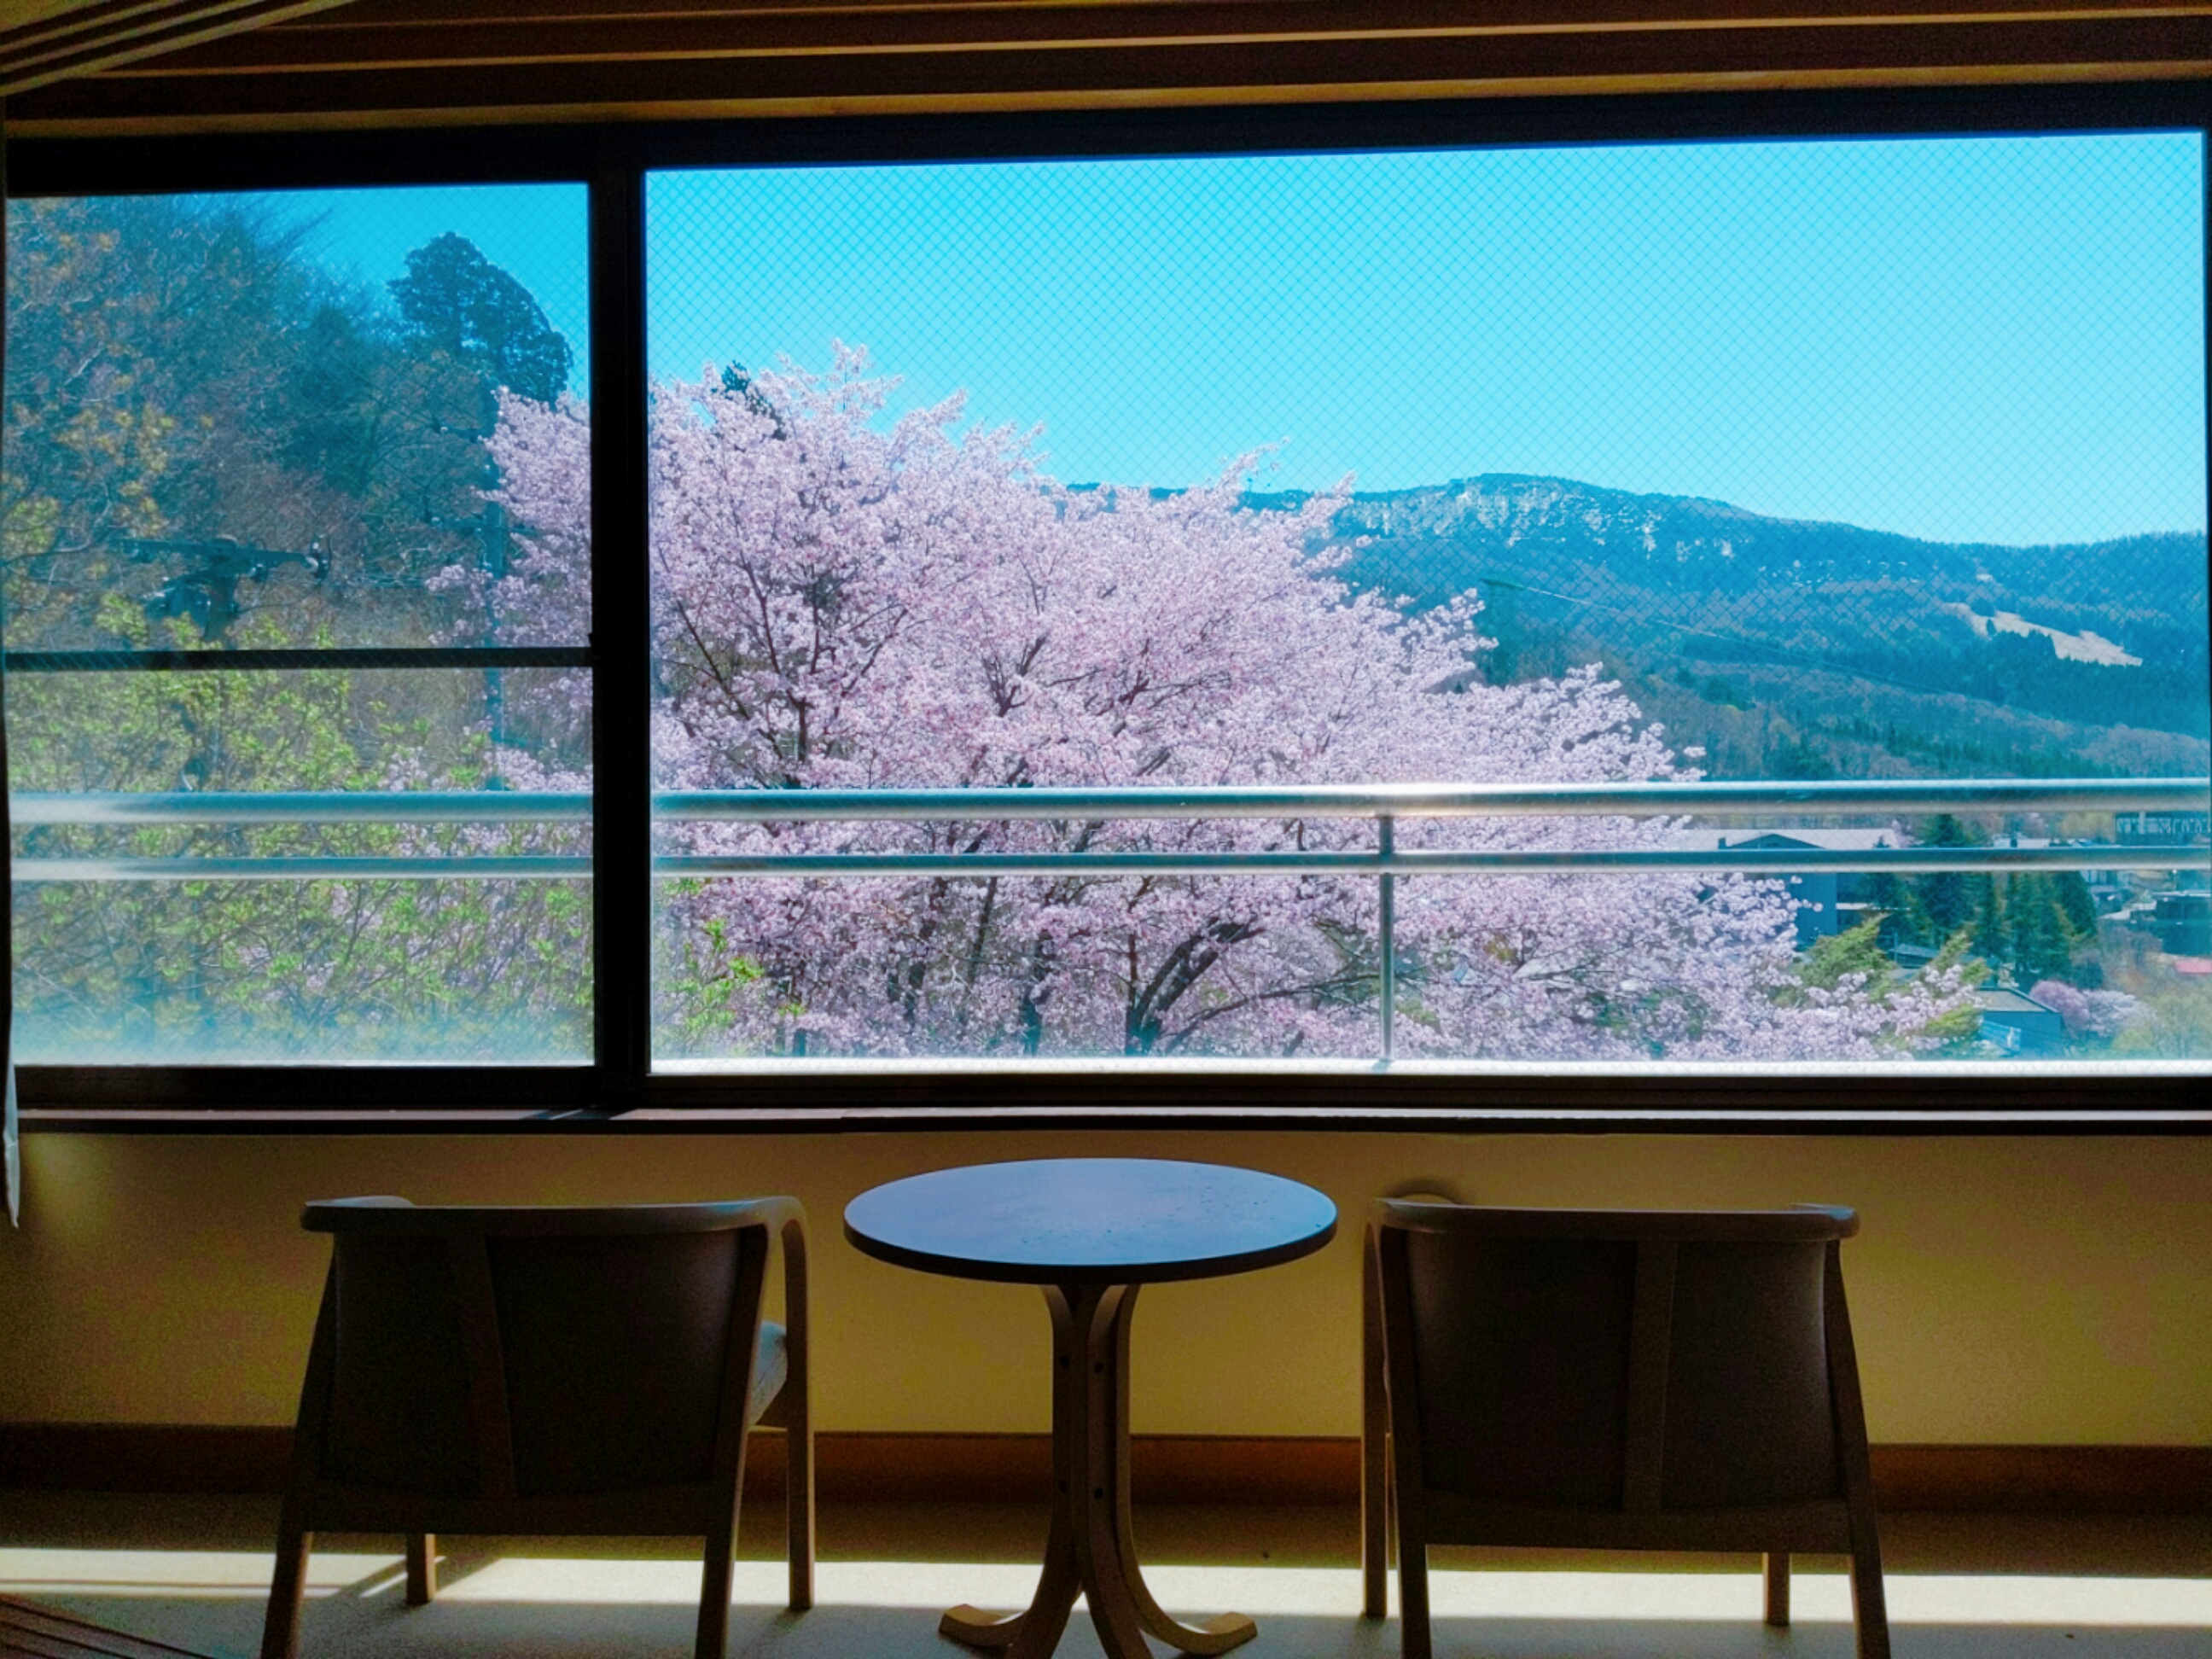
[749,1320,789,1423]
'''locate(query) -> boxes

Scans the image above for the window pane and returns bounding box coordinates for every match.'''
[5,185,592,1063]
[643,138,2209,1065]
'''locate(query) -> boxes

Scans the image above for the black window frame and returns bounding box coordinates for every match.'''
[8,81,2211,1131]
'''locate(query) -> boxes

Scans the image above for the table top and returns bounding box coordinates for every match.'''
[843,1158,1338,1285]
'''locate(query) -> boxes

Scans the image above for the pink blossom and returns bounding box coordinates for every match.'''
[490,353,1972,1061]
[2028,979,2140,1039]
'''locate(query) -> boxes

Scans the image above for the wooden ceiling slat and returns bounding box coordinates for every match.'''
[110,1,2212,75]
[274,0,1343,20]
[2,2,185,55]
[2,0,279,77]
[15,12,2210,126]
[256,0,2212,26]
[259,0,1484,25]
[0,0,357,95]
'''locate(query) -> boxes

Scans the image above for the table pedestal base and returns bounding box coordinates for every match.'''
[940,1283,1257,1659]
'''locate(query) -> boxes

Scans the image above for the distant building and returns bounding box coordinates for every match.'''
[1972,987,2065,1054]
[1681,829,1898,950]
[2153,891,2212,956]
[2086,881,2129,914]
[1719,834,1839,948]
[2116,812,2211,847]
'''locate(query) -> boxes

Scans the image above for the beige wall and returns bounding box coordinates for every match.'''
[2,1129,2206,1446]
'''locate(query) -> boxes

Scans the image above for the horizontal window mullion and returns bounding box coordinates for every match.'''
[13,791,593,824]
[16,779,2208,826]
[652,844,2209,879]
[1,647,592,672]
[13,857,591,882]
[657,780,2212,822]
[11,847,2197,882]
[18,1065,599,1113]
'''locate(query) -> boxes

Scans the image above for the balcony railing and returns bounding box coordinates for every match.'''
[14,778,2206,876]
[15,777,2208,1061]
[11,777,2206,879]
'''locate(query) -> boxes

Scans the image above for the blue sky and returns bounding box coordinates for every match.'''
[267,134,2203,547]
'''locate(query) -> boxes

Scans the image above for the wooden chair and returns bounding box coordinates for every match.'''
[259,1196,813,1659]
[1361,1201,1888,1659]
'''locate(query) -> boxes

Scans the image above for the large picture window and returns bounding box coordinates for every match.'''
[4,184,593,1064]
[5,106,2209,1112]
[638,136,2209,1068]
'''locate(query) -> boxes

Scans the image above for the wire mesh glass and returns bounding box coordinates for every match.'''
[4,183,592,1063]
[644,134,2209,1066]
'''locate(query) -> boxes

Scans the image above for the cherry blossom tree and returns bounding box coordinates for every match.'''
[2027,978,2140,1041]
[482,352,1974,1060]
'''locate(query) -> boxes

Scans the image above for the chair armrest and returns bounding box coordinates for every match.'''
[1368,1200,1857,1242]
[303,1196,809,1236]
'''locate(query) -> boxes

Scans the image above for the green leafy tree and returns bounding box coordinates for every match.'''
[5,198,591,1062]
[4,198,517,646]
[1787,918,1985,1049]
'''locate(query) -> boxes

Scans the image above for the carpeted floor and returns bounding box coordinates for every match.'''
[1,1494,2206,1659]
[1,1591,217,1659]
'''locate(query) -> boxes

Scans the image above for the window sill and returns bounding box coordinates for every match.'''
[19,1058,2212,1132]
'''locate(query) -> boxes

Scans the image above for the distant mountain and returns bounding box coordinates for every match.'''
[1254,474,2210,777]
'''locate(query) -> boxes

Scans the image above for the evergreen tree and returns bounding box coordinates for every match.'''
[2054,868,2098,937]
[2008,874,2080,987]
[389,233,572,413]
[1916,814,1994,936]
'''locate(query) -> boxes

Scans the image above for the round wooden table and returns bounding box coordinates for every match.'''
[844,1158,1338,1659]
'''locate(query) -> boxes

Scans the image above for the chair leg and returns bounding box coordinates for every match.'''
[405,1534,438,1606]
[1360,1433,1389,1618]
[786,1421,815,1612]
[1762,1552,1789,1626]
[1848,1516,1891,1659]
[697,1520,736,1659]
[259,1512,311,1659]
[1397,1540,1430,1659]
[1824,1240,1891,1659]
[779,1214,815,1615]
[697,1449,747,1659]
[1361,1229,1390,1620]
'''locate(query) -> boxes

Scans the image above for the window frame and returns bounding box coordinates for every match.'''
[8,82,2211,1129]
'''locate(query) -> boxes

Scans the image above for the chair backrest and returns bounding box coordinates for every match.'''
[1371,1202,1858,1514]
[300,1197,788,1501]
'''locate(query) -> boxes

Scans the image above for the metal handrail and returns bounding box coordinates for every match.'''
[16,845,2201,884]
[12,777,2203,882]
[13,777,2209,826]
[15,777,2205,1064]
